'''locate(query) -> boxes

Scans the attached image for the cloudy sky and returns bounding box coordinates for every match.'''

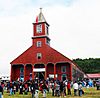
[0,0,100,76]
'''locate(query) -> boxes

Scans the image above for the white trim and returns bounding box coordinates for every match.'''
[49,74,57,78]
[36,24,42,33]
[33,68,45,72]
[1,76,10,81]
[37,41,42,47]
[37,53,42,59]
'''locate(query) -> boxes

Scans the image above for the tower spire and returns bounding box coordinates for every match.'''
[35,8,46,23]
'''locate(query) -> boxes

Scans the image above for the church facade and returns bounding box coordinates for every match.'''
[10,9,84,81]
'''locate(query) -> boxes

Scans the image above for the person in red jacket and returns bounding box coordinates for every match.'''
[67,81,71,95]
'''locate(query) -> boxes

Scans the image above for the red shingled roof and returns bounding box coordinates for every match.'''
[87,73,100,78]
[10,45,72,64]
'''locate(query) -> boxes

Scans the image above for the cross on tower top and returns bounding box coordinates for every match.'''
[40,8,42,13]
[35,8,46,23]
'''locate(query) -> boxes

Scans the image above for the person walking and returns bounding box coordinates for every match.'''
[34,81,39,98]
[78,82,83,96]
[55,82,60,97]
[9,82,13,96]
[51,80,55,96]
[60,81,65,97]
[73,81,78,96]
[63,82,67,97]
[67,81,71,95]
[30,80,35,98]
[41,81,48,98]
[19,82,23,94]
[0,83,3,98]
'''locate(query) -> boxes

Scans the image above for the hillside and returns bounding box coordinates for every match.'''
[73,58,100,73]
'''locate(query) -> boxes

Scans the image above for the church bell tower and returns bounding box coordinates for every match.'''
[32,8,50,47]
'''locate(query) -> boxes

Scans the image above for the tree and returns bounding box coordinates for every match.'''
[73,58,100,73]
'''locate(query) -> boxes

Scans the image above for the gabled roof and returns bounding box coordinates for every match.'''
[11,45,73,65]
[45,45,72,63]
[10,46,34,64]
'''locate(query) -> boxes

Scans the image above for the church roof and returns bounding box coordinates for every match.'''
[10,45,73,65]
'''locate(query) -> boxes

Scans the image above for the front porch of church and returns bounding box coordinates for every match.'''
[11,62,72,81]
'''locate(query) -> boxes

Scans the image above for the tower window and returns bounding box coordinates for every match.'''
[37,41,42,47]
[37,53,42,59]
[36,24,42,33]
[46,25,49,35]
[46,39,50,45]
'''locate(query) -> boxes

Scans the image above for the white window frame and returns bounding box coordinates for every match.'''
[49,74,58,78]
[37,41,42,47]
[46,39,50,45]
[36,24,42,33]
[37,53,42,59]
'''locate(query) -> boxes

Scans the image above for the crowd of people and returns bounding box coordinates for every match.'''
[0,77,98,98]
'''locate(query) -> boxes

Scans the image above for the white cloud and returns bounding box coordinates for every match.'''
[0,0,34,16]
[44,1,100,59]
[35,0,75,6]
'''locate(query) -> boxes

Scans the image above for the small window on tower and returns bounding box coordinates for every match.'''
[37,41,42,47]
[36,24,42,33]
[46,39,50,45]
[46,25,49,35]
[37,53,42,59]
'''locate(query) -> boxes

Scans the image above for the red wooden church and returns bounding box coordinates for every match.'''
[10,8,84,81]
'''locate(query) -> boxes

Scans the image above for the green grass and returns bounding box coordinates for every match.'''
[3,87,100,98]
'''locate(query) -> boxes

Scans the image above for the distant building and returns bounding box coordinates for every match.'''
[0,76,10,82]
[10,8,85,81]
[84,73,100,80]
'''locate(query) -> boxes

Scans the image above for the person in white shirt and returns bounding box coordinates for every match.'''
[73,81,78,96]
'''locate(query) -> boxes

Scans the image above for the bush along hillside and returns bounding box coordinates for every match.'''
[73,58,100,73]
